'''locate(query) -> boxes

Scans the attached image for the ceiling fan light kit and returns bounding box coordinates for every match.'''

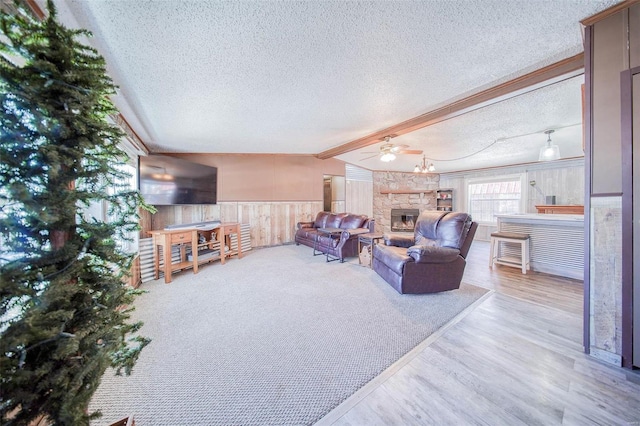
[380,152,396,162]
[359,136,423,163]
[538,129,561,161]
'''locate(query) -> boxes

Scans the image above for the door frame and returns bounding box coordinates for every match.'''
[621,65,640,368]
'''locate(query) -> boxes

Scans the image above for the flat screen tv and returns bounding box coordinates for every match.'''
[138,154,217,205]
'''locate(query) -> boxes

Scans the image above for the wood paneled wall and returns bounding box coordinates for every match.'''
[346,180,373,218]
[139,153,350,248]
[526,165,584,211]
[147,201,323,248]
[439,159,584,241]
[440,159,584,213]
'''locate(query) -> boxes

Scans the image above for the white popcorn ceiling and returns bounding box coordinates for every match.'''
[53,0,618,172]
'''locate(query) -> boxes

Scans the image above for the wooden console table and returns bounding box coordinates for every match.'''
[218,222,243,265]
[535,205,584,214]
[149,228,199,284]
[149,222,243,283]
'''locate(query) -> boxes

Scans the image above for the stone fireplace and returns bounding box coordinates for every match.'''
[391,208,419,232]
[373,171,439,233]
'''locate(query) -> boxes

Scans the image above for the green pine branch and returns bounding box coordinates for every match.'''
[1,1,152,424]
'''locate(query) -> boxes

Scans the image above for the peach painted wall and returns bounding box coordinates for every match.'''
[171,153,345,202]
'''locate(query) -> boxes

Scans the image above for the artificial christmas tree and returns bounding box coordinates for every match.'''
[0,1,151,424]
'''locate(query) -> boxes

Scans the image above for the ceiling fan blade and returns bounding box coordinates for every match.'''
[390,144,409,153]
[359,154,379,161]
[396,149,423,155]
[360,151,378,154]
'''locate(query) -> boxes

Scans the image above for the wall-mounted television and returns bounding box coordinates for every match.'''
[138,154,217,205]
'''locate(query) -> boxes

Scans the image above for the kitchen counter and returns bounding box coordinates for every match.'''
[495,213,584,280]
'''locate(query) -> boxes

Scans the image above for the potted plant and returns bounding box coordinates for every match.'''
[0,1,151,424]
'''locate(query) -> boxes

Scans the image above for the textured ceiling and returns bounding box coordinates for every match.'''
[52,0,618,172]
[338,75,586,173]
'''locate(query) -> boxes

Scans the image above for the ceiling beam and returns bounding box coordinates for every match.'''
[316,53,585,160]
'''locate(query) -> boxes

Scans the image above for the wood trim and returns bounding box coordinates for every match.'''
[620,66,640,368]
[164,152,341,158]
[438,156,585,176]
[590,192,623,197]
[114,113,149,154]
[583,25,593,355]
[379,189,435,194]
[581,0,640,26]
[23,0,45,20]
[316,54,585,159]
[582,84,586,152]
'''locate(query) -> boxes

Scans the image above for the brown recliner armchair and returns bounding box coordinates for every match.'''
[372,211,478,294]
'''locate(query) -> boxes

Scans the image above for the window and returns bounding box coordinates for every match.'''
[79,156,139,255]
[108,162,139,255]
[467,175,523,223]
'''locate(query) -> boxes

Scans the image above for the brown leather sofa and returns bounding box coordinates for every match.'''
[372,211,477,294]
[295,212,375,262]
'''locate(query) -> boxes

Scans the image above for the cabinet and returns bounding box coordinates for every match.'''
[436,189,453,212]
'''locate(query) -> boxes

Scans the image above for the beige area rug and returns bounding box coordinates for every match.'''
[90,244,488,425]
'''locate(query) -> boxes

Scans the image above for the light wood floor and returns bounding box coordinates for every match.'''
[317,241,640,425]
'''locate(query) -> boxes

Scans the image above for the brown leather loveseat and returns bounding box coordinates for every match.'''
[372,211,477,294]
[295,212,375,262]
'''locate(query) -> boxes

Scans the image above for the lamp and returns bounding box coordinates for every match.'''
[538,129,561,161]
[413,155,435,173]
[380,152,396,162]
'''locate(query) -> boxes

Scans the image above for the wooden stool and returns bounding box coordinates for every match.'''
[489,231,530,274]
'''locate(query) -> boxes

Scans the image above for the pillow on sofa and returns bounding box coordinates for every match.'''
[325,213,348,228]
[340,214,366,229]
[313,212,331,228]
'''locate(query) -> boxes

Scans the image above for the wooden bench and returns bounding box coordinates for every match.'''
[489,231,530,274]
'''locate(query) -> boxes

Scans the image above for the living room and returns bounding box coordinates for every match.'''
[2,0,640,425]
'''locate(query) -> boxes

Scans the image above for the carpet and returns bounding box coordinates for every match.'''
[90,244,487,425]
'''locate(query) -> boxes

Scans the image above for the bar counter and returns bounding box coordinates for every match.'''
[495,213,584,280]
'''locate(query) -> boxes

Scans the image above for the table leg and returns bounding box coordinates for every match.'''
[152,236,160,280]
[162,234,172,284]
[219,226,226,265]
[313,237,323,256]
[236,225,242,259]
[192,230,199,274]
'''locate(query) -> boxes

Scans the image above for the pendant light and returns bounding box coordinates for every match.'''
[538,130,561,161]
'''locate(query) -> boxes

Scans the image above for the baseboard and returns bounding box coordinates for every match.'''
[590,346,622,366]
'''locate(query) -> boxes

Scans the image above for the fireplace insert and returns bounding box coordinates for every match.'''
[390,208,419,232]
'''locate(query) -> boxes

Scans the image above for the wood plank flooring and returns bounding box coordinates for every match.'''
[317,241,640,425]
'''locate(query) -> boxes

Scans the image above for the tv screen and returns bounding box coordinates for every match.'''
[138,154,217,205]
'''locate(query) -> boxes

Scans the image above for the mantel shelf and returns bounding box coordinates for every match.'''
[380,189,436,194]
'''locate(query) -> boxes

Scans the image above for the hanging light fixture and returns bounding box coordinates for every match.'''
[538,129,561,161]
[413,155,435,173]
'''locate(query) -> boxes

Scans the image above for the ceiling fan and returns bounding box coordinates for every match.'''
[360,136,423,162]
